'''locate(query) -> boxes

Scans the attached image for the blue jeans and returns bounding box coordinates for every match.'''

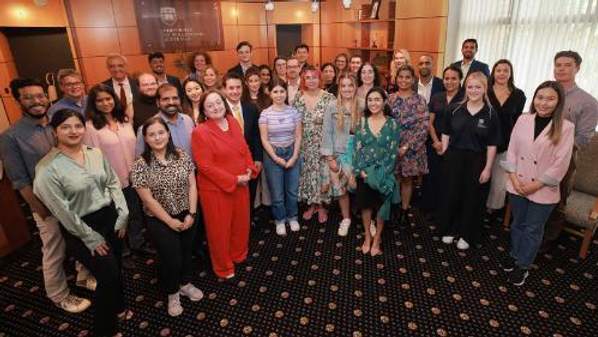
[263,144,301,222]
[509,193,556,269]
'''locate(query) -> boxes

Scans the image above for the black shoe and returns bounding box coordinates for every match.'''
[501,256,516,272]
[508,267,529,286]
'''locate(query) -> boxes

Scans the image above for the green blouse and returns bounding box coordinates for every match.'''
[353,117,401,219]
[33,146,129,252]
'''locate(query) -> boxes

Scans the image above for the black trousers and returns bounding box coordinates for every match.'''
[420,140,445,212]
[62,204,125,337]
[249,177,258,220]
[146,212,197,294]
[438,148,487,244]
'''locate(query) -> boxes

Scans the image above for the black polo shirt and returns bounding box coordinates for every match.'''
[443,103,501,153]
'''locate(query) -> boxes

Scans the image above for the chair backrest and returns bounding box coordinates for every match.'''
[574,132,598,196]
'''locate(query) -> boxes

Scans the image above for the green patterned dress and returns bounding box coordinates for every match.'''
[294,90,336,205]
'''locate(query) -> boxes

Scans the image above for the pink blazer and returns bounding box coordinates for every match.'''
[501,113,574,204]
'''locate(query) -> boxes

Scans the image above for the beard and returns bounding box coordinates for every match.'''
[23,103,49,120]
[160,104,180,116]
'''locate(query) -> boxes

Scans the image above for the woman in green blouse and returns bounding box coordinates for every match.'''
[34,109,131,337]
[353,87,401,256]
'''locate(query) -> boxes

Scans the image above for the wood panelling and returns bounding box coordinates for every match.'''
[112,0,137,27]
[237,3,267,25]
[117,27,142,56]
[0,62,18,97]
[68,0,115,28]
[74,27,119,57]
[395,17,446,53]
[0,0,67,27]
[396,0,448,18]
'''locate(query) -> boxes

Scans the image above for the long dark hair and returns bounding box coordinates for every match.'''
[242,66,271,110]
[258,64,274,89]
[529,81,566,145]
[489,59,516,92]
[357,62,381,87]
[320,62,338,86]
[268,78,289,106]
[86,84,128,130]
[198,89,233,123]
[181,78,204,117]
[140,116,179,164]
[363,87,391,117]
[50,108,86,129]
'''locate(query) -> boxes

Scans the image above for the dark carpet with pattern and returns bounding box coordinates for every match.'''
[1,208,597,337]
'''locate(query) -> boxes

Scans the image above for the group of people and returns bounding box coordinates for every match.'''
[1,38,597,337]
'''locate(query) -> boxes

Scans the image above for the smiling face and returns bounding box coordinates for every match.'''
[443,69,461,94]
[339,77,356,100]
[60,75,84,100]
[396,69,414,91]
[493,63,511,86]
[287,59,300,80]
[394,51,408,67]
[194,54,207,72]
[138,73,159,97]
[237,45,252,64]
[533,87,559,118]
[95,91,115,115]
[360,64,375,86]
[366,91,384,116]
[465,77,485,103]
[246,74,261,94]
[553,56,579,84]
[350,57,362,74]
[335,55,347,71]
[144,121,170,153]
[295,47,309,63]
[202,92,227,121]
[18,85,49,118]
[150,57,165,75]
[303,70,320,91]
[203,68,218,88]
[417,56,433,78]
[107,56,127,81]
[260,68,272,85]
[322,65,336,85]
[55,116,85,148]
[157,87,181,117]
[274,59,287,77]
[184,81,203,103]
[461,41,477,60]
[224,78,243,104]
[270,84,287,105]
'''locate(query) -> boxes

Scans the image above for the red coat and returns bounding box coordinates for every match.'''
[192,115,259,192]
[191,115,259,278]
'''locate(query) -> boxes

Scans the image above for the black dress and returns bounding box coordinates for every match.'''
[487,87,526,153]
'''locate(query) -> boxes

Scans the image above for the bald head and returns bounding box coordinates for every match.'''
[138,72,159,97]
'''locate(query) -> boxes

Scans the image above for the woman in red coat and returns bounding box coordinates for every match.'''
[191,89,259,279]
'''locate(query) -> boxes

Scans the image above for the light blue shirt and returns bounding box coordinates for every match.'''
[47,96,87,120]
[135,112,195,157]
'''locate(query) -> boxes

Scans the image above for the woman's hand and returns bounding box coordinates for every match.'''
[274,156,287,167]
[399,146,408,157]
[183,214,194,230]
[432,141,443,154]
[520,181,543,195]
[237,174,250,185]
[285,155,298,168]
[479,168,491,184]
[93,241,110,256]
[360,170,368,179]
[509,174,525,195]
[328,158,339,172]
[168,218,185,232]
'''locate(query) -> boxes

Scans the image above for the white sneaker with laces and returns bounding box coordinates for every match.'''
[289,219,300,232]
[338,218,351,237]
[168,292,183,317]
[180,283,203,301]
[56,294,91,313]
[441,236,454,244]
[456,238,470,250]
[275,222,287,236]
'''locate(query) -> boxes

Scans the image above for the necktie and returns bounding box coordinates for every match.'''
[232,105,244,134]
[118,83,127,109]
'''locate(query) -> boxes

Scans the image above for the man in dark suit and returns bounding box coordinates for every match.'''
[416,54,444,103]
[294,44,311,71]
[451,38,490,79]
[222,72,263,224]
[102,53,140,119]
[148,52,184,98]
[227,41,254,77]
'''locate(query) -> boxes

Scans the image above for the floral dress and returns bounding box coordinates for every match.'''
[294,90,336,205]
[390,93,429,177]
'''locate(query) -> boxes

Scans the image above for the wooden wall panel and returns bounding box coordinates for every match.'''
[396,0,448,18]
[74,27,120,57]
[395,18,446,52]
[68,0,115,27]
[0,0,67,27]
[112,0,137,27]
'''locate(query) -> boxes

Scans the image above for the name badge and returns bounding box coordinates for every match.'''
[477,118,487,128]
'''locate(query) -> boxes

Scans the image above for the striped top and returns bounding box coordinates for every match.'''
[259,105,302,147]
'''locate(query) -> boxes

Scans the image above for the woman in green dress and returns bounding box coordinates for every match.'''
[294,65,337,223]
[353,87,401,256]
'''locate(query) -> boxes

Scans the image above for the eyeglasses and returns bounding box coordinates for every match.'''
[63,81,83,87]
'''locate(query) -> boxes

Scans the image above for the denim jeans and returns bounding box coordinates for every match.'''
[263,144,300,222]
[509,193,556,269]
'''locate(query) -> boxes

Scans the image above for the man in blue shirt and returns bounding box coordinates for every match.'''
[47,69,87,119]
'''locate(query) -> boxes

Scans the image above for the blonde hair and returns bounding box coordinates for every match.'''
[336,73,361,132]
[390,49,411,83]
[461,71,490,106]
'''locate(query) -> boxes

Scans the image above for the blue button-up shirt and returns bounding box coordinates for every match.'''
[0,115,55,190]
[135,112,195,157]
[47,96,87,120]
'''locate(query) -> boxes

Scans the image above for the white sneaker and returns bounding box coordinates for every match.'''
[56,294,91,313]
[337,218,351,237]
[275,222,287,236]
[370,220,377,237]
[180,283,204,302]
[441,236,454,244]
[168,292,183,317]
[289,219,300,232]
[456,238,470,250]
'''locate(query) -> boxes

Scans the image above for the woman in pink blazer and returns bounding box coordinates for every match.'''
[500,81,574,286]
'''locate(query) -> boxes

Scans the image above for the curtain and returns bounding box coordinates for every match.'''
[448,0,598,109]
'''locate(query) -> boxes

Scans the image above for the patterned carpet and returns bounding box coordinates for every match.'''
[1,207,597,337]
